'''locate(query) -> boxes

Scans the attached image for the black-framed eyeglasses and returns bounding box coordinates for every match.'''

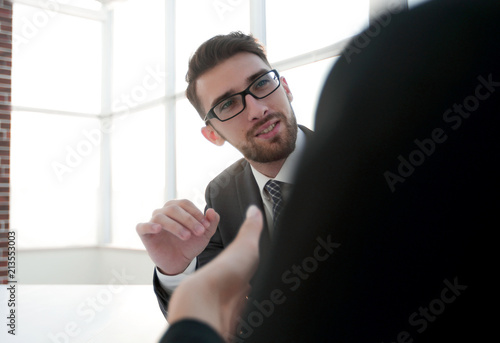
[203,69,281,123]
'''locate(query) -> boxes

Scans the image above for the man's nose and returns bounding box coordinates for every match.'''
[244,93,268,121]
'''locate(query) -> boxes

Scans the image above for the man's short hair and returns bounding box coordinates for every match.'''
[185,31,271,120]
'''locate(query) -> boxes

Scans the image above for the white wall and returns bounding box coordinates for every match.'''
[17,247,156,284]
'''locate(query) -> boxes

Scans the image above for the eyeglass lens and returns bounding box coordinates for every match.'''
[214,70,280,120]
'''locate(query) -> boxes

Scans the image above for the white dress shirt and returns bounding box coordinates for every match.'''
[249,128,306,234]
[157,127,308,293]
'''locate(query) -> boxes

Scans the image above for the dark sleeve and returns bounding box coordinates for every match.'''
[153,268,170,319]
[159,319,224,343]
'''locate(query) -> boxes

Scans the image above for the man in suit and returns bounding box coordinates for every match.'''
[136,32,313,317]
[160,0,499,341]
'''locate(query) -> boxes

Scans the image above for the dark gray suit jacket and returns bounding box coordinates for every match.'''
[153,125,314,317]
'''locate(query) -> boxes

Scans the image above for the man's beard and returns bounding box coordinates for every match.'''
[238,112,298,163]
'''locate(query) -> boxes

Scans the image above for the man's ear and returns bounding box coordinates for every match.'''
[201,125,226,146]
[281,77,294,102]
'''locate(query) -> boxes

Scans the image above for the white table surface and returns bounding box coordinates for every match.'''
[0,284,168,343]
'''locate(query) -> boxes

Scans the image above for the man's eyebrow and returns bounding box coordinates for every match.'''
[210,68,271,109]
[210,90,236,110]
[246,68,269,84]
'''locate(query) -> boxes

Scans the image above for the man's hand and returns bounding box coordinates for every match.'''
[136,199,220,275]
[167,205,263,341]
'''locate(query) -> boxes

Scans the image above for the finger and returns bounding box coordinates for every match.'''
[229,205,263,277]
[153,204,206,237]
[136,222,162,236]
[137,219,191,241]
[229,205,263,256]
[204,208,220,234]
[176,199,212,228]
[153,199,207,226]
[150,213,194,240]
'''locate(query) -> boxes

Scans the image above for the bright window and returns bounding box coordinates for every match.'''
[112,0,166,109]
[10,112,100,248]
[12,3,102,114]
[266,0,369,63]
[281,57,339,129]
[10,0,386,249]
[174,0,251,93]
[11,2,102,248]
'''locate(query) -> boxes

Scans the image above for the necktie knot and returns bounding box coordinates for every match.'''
[265,180,285,229]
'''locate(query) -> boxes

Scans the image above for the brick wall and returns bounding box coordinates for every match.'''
[0,0,12,284]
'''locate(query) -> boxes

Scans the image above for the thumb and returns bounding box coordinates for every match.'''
[205,208,220,227]
[227,205,263,265]
[239,205,264,243]
[204,208,220,236]
[211,205,263,295]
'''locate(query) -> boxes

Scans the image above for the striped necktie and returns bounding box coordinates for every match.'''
[265,180,285,229]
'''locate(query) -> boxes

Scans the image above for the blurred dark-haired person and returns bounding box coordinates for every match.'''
[159,0,500,341]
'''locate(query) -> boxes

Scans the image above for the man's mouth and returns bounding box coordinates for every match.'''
[256,121,278,137]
